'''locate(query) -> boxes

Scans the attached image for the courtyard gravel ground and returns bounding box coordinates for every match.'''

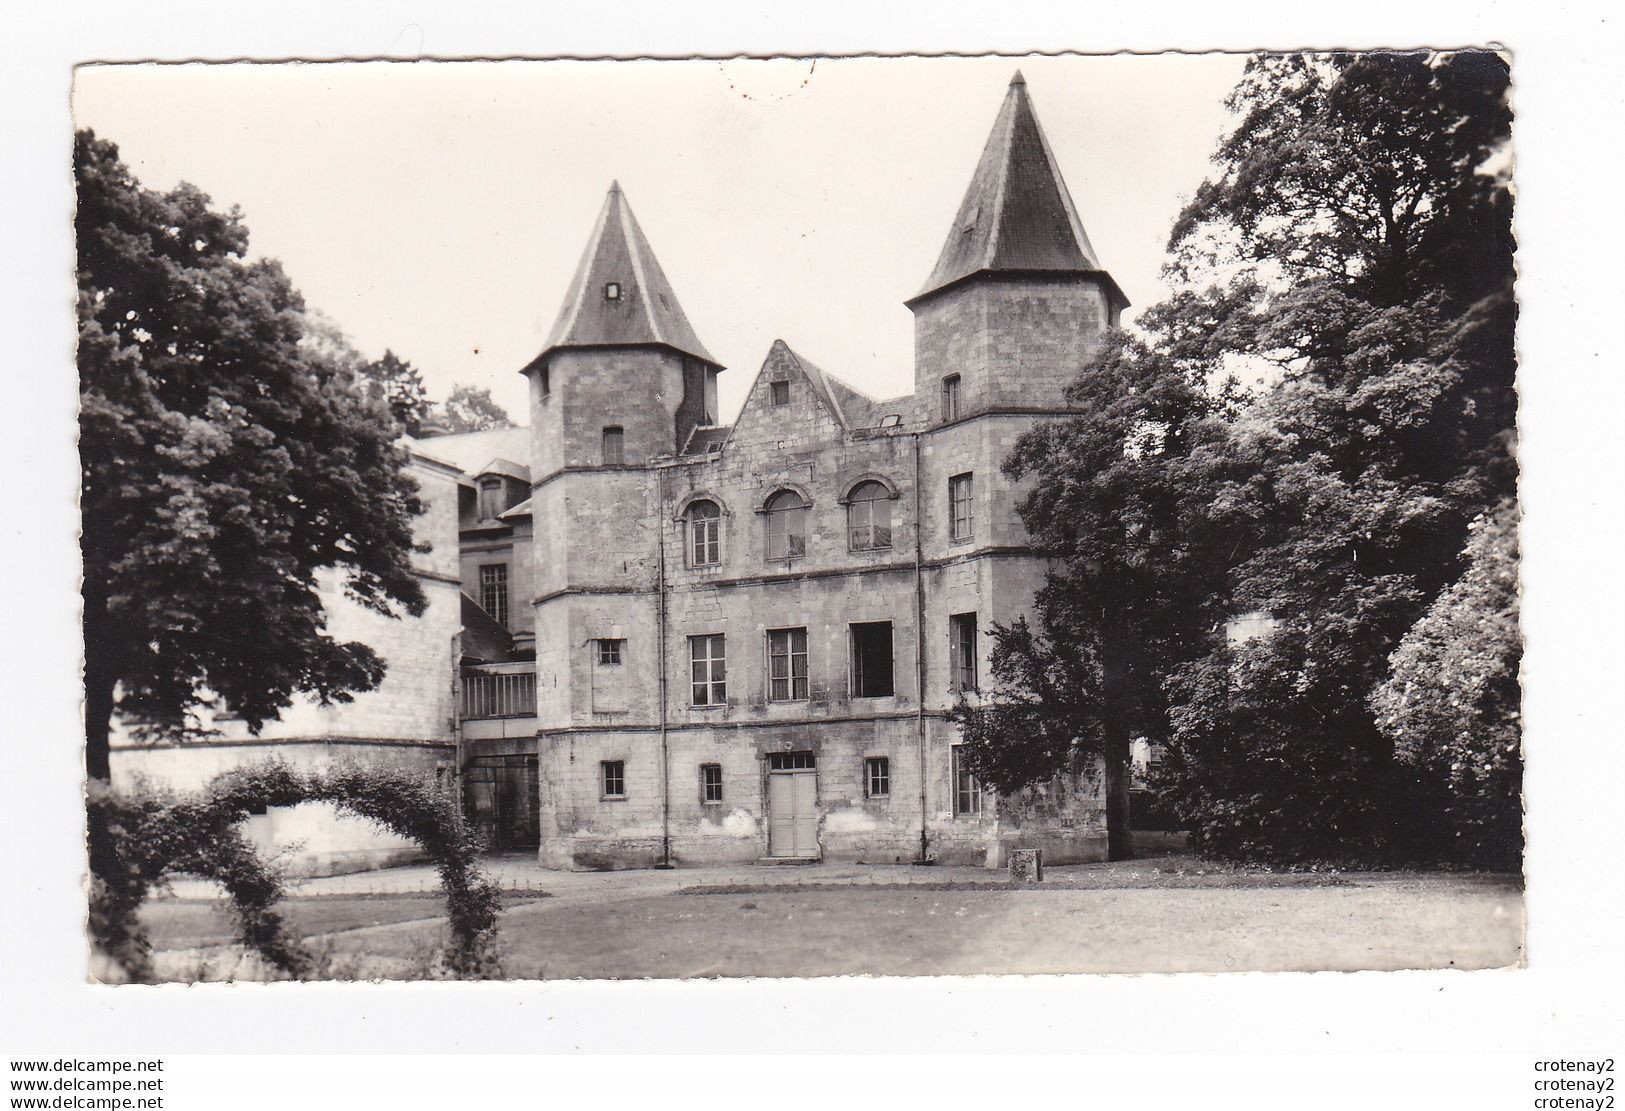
[142,853,1524,981]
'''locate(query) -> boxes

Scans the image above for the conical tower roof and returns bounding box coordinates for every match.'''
[542,182,720,366]
[911,71,1126,310]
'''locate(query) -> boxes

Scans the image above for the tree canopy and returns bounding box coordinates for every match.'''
[953,52,1518,866]
[77,130,427,781]
[359,350,431,436]
[439,384,513,434]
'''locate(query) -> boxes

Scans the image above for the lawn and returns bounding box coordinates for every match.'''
[281,872,1523,980]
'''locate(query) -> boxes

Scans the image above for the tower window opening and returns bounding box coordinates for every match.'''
[952,746,984,817]
[951,612,978,691]
[949,472,975,541]
[942,374,962,422]
[604,281,621,301]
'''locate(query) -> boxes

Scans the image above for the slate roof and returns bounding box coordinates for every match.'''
[681,424,733,455]
[411,426,531,480]
[459,592,515,663]
[475,457,530,483]
[497,497,532,521]
[541,182,720,367]
[912,71,1127,311]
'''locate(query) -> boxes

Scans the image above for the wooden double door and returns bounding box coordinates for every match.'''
[767,752,819,858]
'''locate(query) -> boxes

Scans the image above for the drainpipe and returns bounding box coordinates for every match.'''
[912,432,931,864]
[450,631,465,794]
[656,478,673,868]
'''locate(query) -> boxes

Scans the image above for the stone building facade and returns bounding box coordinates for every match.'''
[474,72,1130,869]
[107,72,1131,876]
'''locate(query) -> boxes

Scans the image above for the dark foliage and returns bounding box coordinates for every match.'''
[954,52,1518,867]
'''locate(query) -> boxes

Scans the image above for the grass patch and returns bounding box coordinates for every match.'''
[140,891,549,951]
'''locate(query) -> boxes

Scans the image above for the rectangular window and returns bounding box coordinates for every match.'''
[950,612,978,691]
[479,564,509,627]
[952,746,983,817]
[700,763,723,804]
[601,426,625,465]
[850,621,894,698]
[770,380,790,406]
[768,628,809,702]
[601,760,626,799]
[865,756,890,799]
[767,751,816,771]
[949,472,975,541]
[941,374,962,421]
[596,638,624,666]
[689,634,727,706]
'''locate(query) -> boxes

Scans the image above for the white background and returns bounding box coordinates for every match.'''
[2,1,1621,1101]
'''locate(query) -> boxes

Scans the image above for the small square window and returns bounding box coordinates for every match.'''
[601,760,626,799]
[701,763,723,804]
[604,281,621,301]
[865,756,890,799]
[770,380,790,406]
[596,638,624,665]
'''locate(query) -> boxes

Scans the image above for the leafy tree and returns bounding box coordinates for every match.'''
[77,130,427,783]
[949,332,1236,859]
[955,52,1517,865]
[439,383,512,434]
[1370,499,1521,867]
[360,349,431,435]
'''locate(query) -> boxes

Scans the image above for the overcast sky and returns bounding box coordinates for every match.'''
[72,54,1247,424]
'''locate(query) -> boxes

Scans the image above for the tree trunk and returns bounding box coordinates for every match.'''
[82,588,114,785]
[1102,718,1133,861]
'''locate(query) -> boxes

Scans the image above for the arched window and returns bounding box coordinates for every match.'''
[687,500,721,567]
[765,490,808,559]
[847,481,893,551]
